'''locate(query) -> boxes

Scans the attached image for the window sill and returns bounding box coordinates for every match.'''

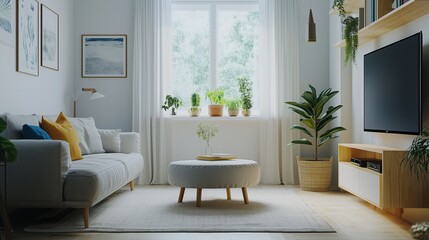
[164,115,261,121]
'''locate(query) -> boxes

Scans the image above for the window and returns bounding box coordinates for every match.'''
[171,2,259,115]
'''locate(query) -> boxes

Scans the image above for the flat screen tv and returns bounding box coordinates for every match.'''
[364,32,422,135]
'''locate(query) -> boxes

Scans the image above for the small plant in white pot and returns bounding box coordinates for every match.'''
[225,99,242,117]
[188,93,201,117]
[285,84,346,191]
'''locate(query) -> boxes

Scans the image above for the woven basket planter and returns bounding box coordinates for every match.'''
[297,156,333,192]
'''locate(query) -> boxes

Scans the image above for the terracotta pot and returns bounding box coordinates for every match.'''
[228,109,239,117]
[242,109,251,117]
[188,107,201,117]
[208,105,224,117]
[296,156,332,192]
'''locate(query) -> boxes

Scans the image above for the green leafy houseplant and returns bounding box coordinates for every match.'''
[196,122,218,155]
[206,88,225,117]
[0,118,17,163]
[403,132,429,239]
[188,93,201,117]
[237,77,253,116]
[332,0,346,18]
[225,99,242,117]
[0,118,16,234]
[343,16,359,64]
[403,131,429,179]
[206,88,225,105]
[161,95,183,115]
[285,84,346,161]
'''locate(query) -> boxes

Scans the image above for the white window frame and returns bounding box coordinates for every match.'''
[170,0,260,116]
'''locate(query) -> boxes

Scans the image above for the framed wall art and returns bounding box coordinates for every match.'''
[41,4,59,70]
[16,0,39,76]
[0,0,15,47]
[81,34,127,78]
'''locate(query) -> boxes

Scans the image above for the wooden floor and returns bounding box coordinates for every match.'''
[6,185,413,240]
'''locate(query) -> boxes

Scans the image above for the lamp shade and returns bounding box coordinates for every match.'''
[307,9,316,42]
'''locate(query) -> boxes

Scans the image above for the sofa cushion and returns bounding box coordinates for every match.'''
[63,153,144,205]
[41,112,83,161]
[69,117,105,155]
[98,129,121,153]
[22,124,51,139]
[5,114,40,139]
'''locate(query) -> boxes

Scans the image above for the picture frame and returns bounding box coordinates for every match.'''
[0,0,16,47]
[41,4,59,70]
[81,34,127,78]
[16,0,39,76]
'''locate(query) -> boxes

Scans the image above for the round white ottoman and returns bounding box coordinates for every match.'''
[168,159,260,207]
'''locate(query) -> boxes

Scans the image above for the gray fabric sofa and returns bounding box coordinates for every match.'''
[0,113,144,228]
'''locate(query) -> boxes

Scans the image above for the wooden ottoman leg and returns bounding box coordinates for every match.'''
[129,180,135,191]
[196,188,202,207]
[83,208,89,228]
[178,187,186,203]
[242,187,249,205]
[226,188,231,200]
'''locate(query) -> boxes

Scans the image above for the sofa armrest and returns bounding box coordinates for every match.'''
[120,132,141,154]
[6,140,72,206]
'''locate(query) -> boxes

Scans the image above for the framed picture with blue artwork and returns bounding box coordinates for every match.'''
[0,0,16,47]
[81,34,127,78]
[16,0,39,76]
[41,4,59,70]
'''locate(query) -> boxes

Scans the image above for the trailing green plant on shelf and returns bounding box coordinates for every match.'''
[343,16,359,64]
[331,0,359,64]
[161,95,183,115]
[285,84,346,161]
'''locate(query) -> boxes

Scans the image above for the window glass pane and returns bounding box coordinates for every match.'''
[172,9,210,108]
[217,9,259,111]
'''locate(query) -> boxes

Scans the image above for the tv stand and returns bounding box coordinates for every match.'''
[338,144,429,210]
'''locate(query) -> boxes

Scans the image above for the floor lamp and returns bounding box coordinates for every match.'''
[73,88,105,117]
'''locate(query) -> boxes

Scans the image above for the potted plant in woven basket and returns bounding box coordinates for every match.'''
[285,85,346,191]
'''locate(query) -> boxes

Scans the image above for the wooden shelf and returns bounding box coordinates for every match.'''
[329,0,365,15]
[334,0,429,47]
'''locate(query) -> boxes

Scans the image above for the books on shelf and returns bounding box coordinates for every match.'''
[196,153,237,161]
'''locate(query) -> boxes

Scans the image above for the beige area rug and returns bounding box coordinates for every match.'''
[25,185,335,233]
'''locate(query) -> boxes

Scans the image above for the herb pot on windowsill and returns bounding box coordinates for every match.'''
[188,107,201,117]
[242,109,251,117]
[208,105,224,117]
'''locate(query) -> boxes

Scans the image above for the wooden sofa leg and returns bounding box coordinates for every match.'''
[129,180,135,191]
[83,208,89,228]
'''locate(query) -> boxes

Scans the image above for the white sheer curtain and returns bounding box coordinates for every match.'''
[133,0,300,185]
[133,0,171,184]
[259,0,300,184]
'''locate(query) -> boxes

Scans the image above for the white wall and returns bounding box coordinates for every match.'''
[297,0,331,160]
[329,3,429,222]
[73,0,134,131]
[0,0,74,115]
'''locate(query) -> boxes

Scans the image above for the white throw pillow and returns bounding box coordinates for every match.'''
[68,117,105,155]
[98,129,121,153]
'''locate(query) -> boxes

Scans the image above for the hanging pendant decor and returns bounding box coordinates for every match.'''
[307,9,316,42]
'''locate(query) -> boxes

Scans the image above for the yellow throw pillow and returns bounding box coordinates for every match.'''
[41,112,83,161]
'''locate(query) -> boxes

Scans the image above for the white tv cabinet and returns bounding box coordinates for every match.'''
[338,144,429,210]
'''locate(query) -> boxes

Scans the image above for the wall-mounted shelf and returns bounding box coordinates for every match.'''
[334,0,429,48]
[329,0,365,15]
